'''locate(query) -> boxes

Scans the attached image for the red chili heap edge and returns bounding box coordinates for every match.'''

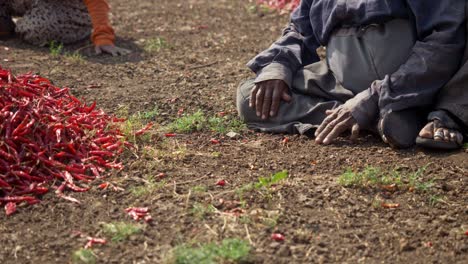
[0,67,128,215]
[257,0,300,11]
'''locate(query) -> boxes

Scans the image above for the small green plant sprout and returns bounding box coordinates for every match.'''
[102,222,142,242]
[64,52,84,63]
[207,115,246,134]
[255,170,288,189]
[130,177,166,197]
[72,249,96,264]
[144,37,168,53]
[117,105,159,142]
[191,202,216,219]
[191,185,207,193]
[171,238,251,264]
[166,110,246,134]
[428,195,445,206]
[338,166,394,187]
[167,110,206,133]
[339,165,435,193]
[49,41,64,57]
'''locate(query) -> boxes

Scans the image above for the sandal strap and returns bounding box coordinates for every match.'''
[427,110,460,130]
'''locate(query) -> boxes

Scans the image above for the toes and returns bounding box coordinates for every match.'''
[434,128,444,141]
[443,129,450,142]
[449,131,458,142]
[419,122,434,138]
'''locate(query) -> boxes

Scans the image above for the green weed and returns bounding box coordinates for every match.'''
[191,202,216,219]
[235,170,288,203]
[130,178,166,197]
[191,185,207,193]
[102,222,143,242]
[166,110,246,134]
[144,37,168,53]
[171,238,251,264]
[49,41,64,57]
[428,195,444,206]
[207,116,246,134]
[255,170,288,189]
[338,166,432,192]
[64,52,85,64]
[71,249,96,264]
[117,105,159,142]
[167,110,206,133]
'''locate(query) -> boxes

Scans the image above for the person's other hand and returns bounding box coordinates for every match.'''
[315,106,360,145]
[95,45,131,56]
[249,79,292,120]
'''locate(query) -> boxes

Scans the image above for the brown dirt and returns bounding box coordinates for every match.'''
[0,0,467,263]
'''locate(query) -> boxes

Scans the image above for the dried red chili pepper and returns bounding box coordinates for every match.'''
[271,233,285,242]
[216,180,226,186]
[210,139,220,144]
[0,67,128,214]
[84,237,107,249]
[4,202,16,216]
[125,207,151,222]
[135,122,154,136]
[381,202,400,209]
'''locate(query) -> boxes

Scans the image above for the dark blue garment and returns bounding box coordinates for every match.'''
[247,0,466,126]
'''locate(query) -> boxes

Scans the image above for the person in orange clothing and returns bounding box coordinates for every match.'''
[0,0,129,56]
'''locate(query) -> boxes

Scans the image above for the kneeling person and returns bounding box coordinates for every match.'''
[237,0,465,148]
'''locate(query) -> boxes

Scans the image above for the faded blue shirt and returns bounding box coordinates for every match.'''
[247,0,466,127]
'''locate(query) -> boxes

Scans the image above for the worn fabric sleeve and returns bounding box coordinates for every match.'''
[246,0,320,88]
[83,0,115,46]
[350,1,466,128]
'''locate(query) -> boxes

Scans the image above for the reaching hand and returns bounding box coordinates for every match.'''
[315,106,360,145]
[95,45,131,56]
[249,79,292,120]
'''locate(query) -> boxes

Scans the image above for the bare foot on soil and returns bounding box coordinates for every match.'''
[418,119,463,145]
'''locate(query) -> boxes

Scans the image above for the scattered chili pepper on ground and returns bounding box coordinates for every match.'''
[381,184,397,192]
[4,202,16,216]
[98,182,110,190]
[84,237,107,249]
[165,133,176,138]
[135,122,153,136]
[177,108,184,116]
[210,139,220,144]
[157,172,166,179]
[216,180,226,186]
[282,137,289,144]
[0,67,129,215]
[125,207,152,222]
[381,202,400,209]
[465,230,468,236]
[271,233,285,242]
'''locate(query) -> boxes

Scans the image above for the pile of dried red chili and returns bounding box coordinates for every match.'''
[257,0,300,11]
[0,67,128,215]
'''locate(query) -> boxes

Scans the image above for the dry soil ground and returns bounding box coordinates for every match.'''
[0,0,467,263]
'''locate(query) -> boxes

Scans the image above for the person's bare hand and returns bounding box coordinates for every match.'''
[249,79,292,120]
[315,106,360,145]
[95,45,131,56]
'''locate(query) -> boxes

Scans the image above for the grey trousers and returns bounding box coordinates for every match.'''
[434,36,468,133]
[237,19,416,135]
[0,0,91,46]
